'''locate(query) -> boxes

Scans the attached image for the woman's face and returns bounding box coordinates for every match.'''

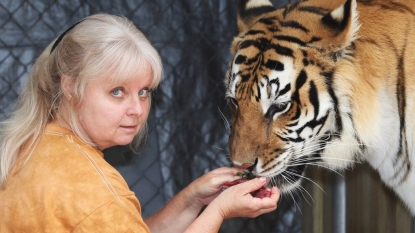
[76,64,153,150]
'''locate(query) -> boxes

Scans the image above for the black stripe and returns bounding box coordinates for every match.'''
[321,71,341,131]
[235,55,247,64]
[241,74,251,82]
[288,164,306,177]
[280,20,309,33]
[387,24,411,183]
[296,114,329,136]
[253,54,263,73]
[269,78,279,85]
[270,78,280,97]
[251,78,260,102]
[245,54,262,66]
[392,154,410,185]
[258,16,279,26]
[270,44,294,57]
[245,30,266,36]
[296,70,308,90]
[292,70,307,103]
[309,81,319,118]
[287,121,299,127]
[303,58,309,66]
[393,52,410,181]
[256,82,261,102]
[274,35,306,46]
[276,134,290,142]
[239,38,270,50]
[239,40,257,50]
[290,104,301,121]
[309,36,322,43]
[279,83,291,96]
[283,1,301,18]
[286,136,304,143]
[397,56,406,147]
[265,59,284,71]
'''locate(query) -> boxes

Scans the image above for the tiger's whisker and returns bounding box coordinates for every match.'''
[217,107,230,130]
[284,170,326,194]
[280,173,303,214]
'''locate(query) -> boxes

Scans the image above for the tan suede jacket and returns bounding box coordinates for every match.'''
[0,124,150,233]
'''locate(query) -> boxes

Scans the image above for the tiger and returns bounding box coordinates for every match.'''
[225,0,415,215]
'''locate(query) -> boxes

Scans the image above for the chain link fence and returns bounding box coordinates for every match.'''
[0,0,302,232]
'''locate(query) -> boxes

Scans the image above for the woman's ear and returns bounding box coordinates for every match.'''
[61,75,75,100]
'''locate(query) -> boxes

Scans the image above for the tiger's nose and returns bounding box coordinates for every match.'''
[236,163,254,170]
[235,158,258,172]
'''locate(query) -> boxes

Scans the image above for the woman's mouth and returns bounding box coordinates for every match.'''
[120,125,137,133]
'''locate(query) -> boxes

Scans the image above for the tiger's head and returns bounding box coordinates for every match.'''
[225,0,361,192]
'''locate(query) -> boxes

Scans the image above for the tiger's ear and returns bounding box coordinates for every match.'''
[319,0,360,59]
[237,0,276,34]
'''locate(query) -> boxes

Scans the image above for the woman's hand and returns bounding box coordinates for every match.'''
[173,167,281,233]
[183,176,280,233]
[184,166,280,218]
[209,177,280,219]
[184,167,244,209]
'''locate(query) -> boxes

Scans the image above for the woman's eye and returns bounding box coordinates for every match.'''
[139,89,150,97]
[111,88,124,97]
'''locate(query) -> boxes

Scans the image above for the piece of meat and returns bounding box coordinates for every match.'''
[251,187,272,198]
[223,178,271,198]
[223,178,249,187]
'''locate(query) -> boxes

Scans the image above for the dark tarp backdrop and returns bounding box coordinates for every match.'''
[3,1,415,233]
[0,0,301,232]
[0,0,415,233]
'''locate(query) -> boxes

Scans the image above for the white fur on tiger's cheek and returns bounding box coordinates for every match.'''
[299,127,313,140]
[260,58,294,114]
[259,78,270,112]
[229,63,241,97]
[320,112,359,170]
[318,93,333,120]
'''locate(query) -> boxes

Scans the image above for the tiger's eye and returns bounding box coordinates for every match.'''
[265,102,291,119]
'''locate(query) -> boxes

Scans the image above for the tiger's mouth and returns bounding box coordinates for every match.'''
[247,164,307,193]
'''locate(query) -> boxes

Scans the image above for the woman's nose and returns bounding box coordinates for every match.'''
[127,97,144,116]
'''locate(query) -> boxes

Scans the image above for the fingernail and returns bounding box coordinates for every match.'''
[259,177,266,182]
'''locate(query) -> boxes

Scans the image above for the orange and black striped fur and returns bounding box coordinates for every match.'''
[225,0,415,215]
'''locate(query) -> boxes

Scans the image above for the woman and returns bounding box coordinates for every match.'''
[0,14,280,232]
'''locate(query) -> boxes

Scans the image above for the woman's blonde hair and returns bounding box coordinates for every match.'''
[0,13,163,187]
